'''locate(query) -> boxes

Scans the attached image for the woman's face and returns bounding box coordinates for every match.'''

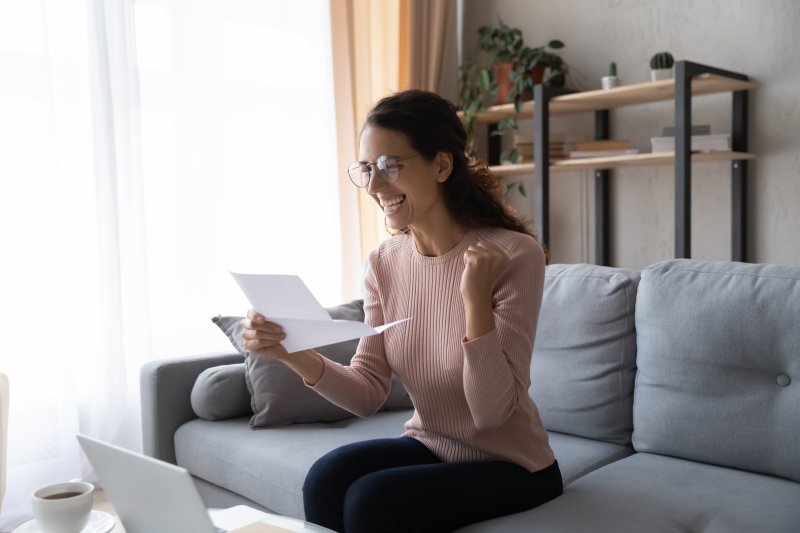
[358,125,451,232]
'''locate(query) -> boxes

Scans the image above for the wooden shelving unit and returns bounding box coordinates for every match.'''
[472,74,755,122]
[490,151,756,176]
[476,61,755,264]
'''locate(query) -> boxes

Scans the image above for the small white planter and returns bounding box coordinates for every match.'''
[601,75,621,90]
[650,68,673,81]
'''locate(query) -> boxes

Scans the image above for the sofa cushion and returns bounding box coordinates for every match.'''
[174,410,414,519]
[634,259,800,482]
[212,300,412,427]
[190,363,251,420]
[530,263,640,444]
[457,453,800,532]
[175,415,632,521]
[546,431,633,486]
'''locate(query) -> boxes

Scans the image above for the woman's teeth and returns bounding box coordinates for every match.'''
[381,196,406,214]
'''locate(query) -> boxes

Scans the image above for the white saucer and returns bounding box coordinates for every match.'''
[13,510,116,533]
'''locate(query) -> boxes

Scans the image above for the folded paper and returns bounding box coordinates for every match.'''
[230,272,409,352]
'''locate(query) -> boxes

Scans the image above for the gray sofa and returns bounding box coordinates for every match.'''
[141,259,800,532]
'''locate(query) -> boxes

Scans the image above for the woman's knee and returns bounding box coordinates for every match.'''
[305,443,357,483]
[343,472,406,532]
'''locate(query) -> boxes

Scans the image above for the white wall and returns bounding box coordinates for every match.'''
[460,0,800,268]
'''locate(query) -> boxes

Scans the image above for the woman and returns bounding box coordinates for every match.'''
[241,89,562,532]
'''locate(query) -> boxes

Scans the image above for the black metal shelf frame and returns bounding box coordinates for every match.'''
[488,60,750,265]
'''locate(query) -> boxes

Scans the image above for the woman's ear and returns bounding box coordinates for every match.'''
[435,152,453,183]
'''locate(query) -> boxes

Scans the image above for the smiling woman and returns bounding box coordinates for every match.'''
[0,0,341,529]
[241,90,561,533]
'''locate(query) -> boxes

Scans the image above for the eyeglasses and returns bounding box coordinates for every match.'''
[347,155,419,188]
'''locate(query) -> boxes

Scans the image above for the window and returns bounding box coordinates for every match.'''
[134,0,343,356]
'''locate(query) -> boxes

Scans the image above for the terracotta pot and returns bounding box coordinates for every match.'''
[494,61,546,104]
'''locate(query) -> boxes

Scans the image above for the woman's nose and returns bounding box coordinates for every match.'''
[366,171,387,194]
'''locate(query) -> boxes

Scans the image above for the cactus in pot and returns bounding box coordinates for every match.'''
[650,51,674,81]
[602,61,620,90]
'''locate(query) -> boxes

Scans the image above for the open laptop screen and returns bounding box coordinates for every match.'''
[77,434,222,533]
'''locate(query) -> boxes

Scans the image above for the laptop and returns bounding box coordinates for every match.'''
[77,434,236,533]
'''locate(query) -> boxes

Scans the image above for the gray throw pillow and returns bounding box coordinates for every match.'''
[190,363,251,421]
[211,299,412,428]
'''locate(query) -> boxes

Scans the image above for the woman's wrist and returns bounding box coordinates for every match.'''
[463,294,495,341]
[278,349,325,385]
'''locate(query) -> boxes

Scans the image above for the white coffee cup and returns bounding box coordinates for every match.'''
[32,481,94,533]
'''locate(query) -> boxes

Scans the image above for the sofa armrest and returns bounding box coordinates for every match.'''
[140,352,244,464]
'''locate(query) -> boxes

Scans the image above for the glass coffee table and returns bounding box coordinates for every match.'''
[103,506,335,533]
[210,506,336,533]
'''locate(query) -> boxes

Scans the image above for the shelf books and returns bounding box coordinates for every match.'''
[650,133,731,153]
[567,139,638,159]
[572,139,631,151]
[568,148,640,159]
[514,133,567,162]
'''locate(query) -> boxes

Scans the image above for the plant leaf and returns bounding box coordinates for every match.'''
[479,69,491,91]
[498,116,517,132]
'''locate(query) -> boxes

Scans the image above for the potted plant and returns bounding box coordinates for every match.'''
[602,62,621,89]
[459,19,567,161]
[650,51,674,81]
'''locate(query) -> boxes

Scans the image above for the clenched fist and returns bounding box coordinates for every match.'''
[460,240,510,305]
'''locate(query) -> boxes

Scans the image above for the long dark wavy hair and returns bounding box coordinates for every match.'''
[363,89,535,239]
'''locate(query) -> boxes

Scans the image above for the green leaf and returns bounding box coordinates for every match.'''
[509,147,519,163]
[466,99,481,115]
[498,116,517,131]
[548,40,565,49]
[518,183,527,197]
[548,55,563,69]
[479,69,491,91]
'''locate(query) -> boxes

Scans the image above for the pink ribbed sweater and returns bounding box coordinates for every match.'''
[310,227,555,472]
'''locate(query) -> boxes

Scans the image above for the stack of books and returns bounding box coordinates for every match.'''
[650,125,731,153]
[514,133,567,162]
[567,139,638,159]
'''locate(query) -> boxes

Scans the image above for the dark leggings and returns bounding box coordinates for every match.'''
[302,437,563,533]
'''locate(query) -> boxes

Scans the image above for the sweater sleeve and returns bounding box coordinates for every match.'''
[307,248,393,417]
[461,238,545,430]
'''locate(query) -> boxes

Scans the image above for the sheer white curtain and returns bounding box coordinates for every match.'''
[0,0,341,529]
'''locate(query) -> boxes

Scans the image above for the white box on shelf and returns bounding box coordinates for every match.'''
[650,133,731,153]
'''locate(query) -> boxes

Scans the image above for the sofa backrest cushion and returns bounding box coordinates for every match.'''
[530,263,640,445]
[633,259,800,482]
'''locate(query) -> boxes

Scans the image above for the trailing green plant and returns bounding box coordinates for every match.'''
[650,51,674,69]
[459,19,567,163]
